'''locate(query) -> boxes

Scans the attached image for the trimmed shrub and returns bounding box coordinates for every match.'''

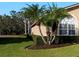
[56,36,77,44]
[32,35,46,45]
[32,35,79,45]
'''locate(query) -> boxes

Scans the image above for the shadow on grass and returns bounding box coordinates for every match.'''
[0,37,33,45]
[24,45,32,49]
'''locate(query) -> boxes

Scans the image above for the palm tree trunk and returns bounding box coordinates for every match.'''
[50,27,53,42]
[51,34,56,43]
[51,21,59,44]
[38,25,47,44]
[46,27,51,45]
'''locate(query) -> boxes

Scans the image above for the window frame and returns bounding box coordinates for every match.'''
[58,23,75,36]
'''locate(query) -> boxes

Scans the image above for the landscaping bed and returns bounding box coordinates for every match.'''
[27,36,78,49]
[28,43,73,49]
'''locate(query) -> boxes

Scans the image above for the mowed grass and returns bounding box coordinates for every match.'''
[0,38,79,56]
[26,44,79,57]
[0,41,33,57]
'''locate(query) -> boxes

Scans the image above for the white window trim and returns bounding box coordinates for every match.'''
[57,24,75,36]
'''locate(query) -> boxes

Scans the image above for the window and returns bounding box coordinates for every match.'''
[59,30,67,35]
[59,24,67,30]
[58,17,75,36]
[59,24,68,35]
[68,24,75,35]
[69,30,75,35]
[58,24,75,36]
[69,24,75,30]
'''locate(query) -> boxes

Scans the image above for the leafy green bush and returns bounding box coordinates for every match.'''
[32,35,79,45]
[32,35,45,45]
[56,36,77,44]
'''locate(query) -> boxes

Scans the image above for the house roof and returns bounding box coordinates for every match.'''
[65,3,79,11]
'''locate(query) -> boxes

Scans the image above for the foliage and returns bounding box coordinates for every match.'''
[0,3,71,45]
[0,12,24,35]
[41,3,71,45]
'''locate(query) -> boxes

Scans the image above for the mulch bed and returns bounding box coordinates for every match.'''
[27,43,74,50]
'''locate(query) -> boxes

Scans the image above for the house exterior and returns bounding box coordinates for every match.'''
[32,3,79,36]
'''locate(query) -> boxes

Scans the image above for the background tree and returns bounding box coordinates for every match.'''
[10,10,24,35]
[0,11,24,35]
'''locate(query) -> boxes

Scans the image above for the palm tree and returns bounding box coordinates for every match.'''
[21,3,70,45]
[21,4,47,44]
[43,3,71,45]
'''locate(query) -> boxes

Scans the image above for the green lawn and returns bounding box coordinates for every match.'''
[0,41,33,57]
[26,44,79,57]
[0,38,79,57]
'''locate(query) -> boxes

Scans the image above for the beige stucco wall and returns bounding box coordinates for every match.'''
[32,7,79,36]
[68,8,79,36]
[32,25,47,36]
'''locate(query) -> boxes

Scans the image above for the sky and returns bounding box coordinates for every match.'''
[0,2,78,15]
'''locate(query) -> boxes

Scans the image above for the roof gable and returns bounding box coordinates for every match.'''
[65,3,79,11]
